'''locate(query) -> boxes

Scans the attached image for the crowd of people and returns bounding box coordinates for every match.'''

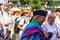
[0,2,60,40]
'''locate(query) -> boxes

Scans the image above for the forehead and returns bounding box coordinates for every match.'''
[49,16,55,19]
[36,15,46,18]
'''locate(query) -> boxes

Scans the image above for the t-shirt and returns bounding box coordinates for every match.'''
[1,11,10,24]
[19,16,30,37]
[43,22,58,40]
[19,17,30,27]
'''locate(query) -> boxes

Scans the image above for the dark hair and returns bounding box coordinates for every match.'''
[21,12,28,16]
[21,12,25,16]
[29,17,33,22]
[12,11,18,15]
[48,13,55,21]
[55,8,60,12]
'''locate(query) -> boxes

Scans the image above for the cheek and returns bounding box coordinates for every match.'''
[40,17,45,22]
[52,20,55,22]
[37,18,43,23]
[49,19,55,23]
[37,18,45,25]
[37,17,44,21]
[27,14,29,16]
[37,18,41,21]
[5,7,8,9]
[36,18,40,22]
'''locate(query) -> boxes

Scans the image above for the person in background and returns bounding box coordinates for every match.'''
[43,13,60,40]
[40,6,45,10]
[26,6,32,19]
[0,3,3,40]
[9,8,22,40]
[20,10,47,40]
[18,9,31,39]
[26,6,32,13]
[1,2,10,27]
[9,8,14,17]
[29,12,33,20]
[0,2,10,40]
[0,3,3,24]
[55,8,60,24]
[8,8,18,40]
[33,9,37,11]
[0,3,3,17]
[55,9,60,40]
[51,8,56,15]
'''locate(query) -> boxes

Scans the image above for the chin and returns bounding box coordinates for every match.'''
[38,22,43,25]
[41,22,44,25]
[38,21,44,25]
[39,23,42,25]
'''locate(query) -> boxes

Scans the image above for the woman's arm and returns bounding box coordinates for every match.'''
[18,24,23,30]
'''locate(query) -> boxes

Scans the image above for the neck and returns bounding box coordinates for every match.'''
[48,22,53,25]
[24,16,28,18]
[38,22,41,25]
[0,8,1,10]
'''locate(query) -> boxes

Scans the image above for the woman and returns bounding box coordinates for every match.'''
[9,8,22,40]
[55,9,60,40]
[20,10,47,40]
[43,13,60,40]
[18,9,31,38]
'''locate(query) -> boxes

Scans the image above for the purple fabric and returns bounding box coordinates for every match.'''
[23,26,40,37]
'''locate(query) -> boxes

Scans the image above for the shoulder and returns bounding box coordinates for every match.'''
[42,22,49,30]
[42,22,48,27]
[53,23,57,27]
[17,16,22,21]
[23,22,42,33]
[23,26,40,36]
[10,16,15,19]
[53,23,58,28]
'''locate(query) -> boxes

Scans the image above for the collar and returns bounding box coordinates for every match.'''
[31,19,39,25]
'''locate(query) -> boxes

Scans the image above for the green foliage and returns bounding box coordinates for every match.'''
[30,3,41,9]
[20,0,26,5]
[29,0,42,9]
[19,0,59,9]
[24,0,30,4]
[20,0,42,9]
[46,0,58,8]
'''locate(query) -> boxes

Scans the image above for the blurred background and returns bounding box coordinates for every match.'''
[8,0,60,9]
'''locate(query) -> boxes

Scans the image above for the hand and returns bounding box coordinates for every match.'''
[8,24,12,30]
[1,22,6,26]
[3,32,6,36]
[18,24,24,30]
[45,34,49,38]
[21,27,24,30]
[44,31,49,38]
[56,32,60,38]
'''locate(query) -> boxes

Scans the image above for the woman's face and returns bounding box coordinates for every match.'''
[36,15,46,25]
[24,12,29,17]
[56,12,60,16]
[29,12,33,18]
[58,13,60,19]
[48,17,55,25]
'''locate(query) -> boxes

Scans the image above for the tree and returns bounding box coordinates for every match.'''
[20,0,44,9]
[46,0,58,8]
[20,0,26,5]
[29,0,42,9]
